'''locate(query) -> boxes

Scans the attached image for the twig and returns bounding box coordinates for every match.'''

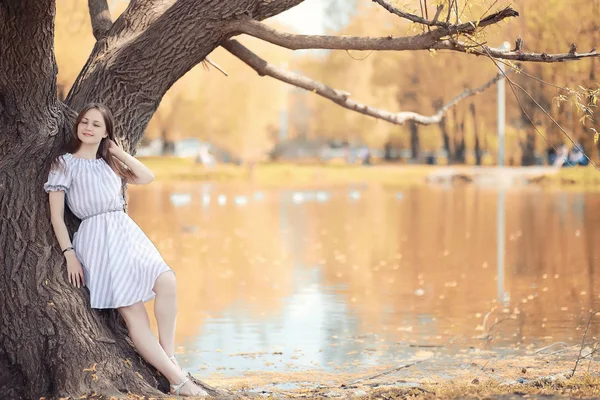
[342,359,429,386]
[533,342,569,355]
[202,57,228,76]
[547,345,579,357]
[587,342,598,373]
[432,4,444,24]
[572,310,598,377]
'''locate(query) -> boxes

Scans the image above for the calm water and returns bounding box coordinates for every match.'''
[127,183,600,377]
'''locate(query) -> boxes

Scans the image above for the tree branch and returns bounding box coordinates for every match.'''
[372,1,518,35]
[230,19,439,50]
[433,40,600,62]
[231,19,600,63]
[88,0,112,40]
[222,39,503,125]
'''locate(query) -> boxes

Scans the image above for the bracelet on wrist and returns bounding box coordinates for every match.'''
[62,246,74,254]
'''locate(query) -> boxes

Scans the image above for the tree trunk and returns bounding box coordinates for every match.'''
[438,116,452,163]
[520,129,536,166]
[452,108,466,164]
[470,104,482,166]
[409,121,420,161]
[0,0,303,398]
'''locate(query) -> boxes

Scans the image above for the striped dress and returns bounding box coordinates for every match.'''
[44,153,172,309]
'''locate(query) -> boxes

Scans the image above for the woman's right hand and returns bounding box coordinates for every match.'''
[65,252,85,288]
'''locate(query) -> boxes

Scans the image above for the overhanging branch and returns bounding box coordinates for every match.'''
[230,19,438,50]
[88,0,113,40]
[372,0,519,35]
[230,19,600,63]
[434,40,600,62]
[222,39,504,126]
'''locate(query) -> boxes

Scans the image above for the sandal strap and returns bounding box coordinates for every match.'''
[170,377,190,395]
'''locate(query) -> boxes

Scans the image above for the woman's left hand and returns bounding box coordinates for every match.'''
[107,139,122,155]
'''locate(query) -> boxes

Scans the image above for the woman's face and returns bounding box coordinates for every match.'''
[77,108,108,145]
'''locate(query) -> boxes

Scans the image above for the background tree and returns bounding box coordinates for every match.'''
[1,0,598,398]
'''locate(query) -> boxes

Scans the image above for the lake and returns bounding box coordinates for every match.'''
[128,182,600,378]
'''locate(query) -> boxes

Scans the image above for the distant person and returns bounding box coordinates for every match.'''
[359,146,371,165]
[44,103,207,397]
[546,147,557,165]
[552,144,568,167]
[562,143,589,167]
[195,144,216,167]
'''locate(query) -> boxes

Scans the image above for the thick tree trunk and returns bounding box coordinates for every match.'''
[0,0,303,398]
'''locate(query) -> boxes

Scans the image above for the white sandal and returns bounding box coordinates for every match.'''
[170,377,209,397]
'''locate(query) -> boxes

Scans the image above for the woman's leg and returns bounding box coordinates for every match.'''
[119,301,206,396]
[153,271,178,363]
[118,301,184,384]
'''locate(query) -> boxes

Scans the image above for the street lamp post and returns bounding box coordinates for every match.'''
[497,41,511,167]
[497,41,510,304]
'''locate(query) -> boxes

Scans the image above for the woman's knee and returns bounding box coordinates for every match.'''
[118,301,147,325]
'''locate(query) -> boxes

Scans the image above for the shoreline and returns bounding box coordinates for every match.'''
[139,157,600,189]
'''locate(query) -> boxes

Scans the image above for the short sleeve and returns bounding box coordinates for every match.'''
[44,155,72,193]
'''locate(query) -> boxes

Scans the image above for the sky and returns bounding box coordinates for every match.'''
[272,0,327,35]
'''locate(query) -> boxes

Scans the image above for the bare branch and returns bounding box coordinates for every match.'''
[222,39,503,126]
[231,19,600,63]
[372,0,518,35]
[88,0,113,40]
[230,19,439,50]
[434,40,600,63]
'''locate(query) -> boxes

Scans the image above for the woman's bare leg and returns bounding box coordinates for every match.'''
[153,271,179,367]
[119,301,205,396]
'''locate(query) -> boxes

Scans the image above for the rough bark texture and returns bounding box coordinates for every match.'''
[0,0,303,398]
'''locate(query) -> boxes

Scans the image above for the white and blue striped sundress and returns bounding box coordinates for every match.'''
[44,153,172,309]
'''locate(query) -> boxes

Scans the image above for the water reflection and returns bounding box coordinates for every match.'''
[127,183,600,376]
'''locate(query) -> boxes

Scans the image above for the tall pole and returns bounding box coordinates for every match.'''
[497,41,511,167]
[497,41,510,304]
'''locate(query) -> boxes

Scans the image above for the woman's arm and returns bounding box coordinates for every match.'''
[49,191,85,287]
[108,141,155,185]
[49,191,74,252]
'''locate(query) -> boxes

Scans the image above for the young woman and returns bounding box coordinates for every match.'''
[45,103,207,397]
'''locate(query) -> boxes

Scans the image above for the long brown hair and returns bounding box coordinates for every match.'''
[56,103,135,182]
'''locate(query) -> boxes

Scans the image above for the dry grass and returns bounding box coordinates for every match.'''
[358,374,600,399]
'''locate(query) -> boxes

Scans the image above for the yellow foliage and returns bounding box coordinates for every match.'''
[54,0,600,164]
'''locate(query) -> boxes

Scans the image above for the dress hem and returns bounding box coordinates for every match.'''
[89,269,175,309]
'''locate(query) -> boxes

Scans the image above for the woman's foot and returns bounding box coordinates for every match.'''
[170,377,209,397]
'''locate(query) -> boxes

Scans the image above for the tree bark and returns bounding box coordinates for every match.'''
[0,0,303,398]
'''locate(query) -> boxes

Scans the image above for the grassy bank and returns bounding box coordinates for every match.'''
[140,157,435,186]
[140,157,599,188]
